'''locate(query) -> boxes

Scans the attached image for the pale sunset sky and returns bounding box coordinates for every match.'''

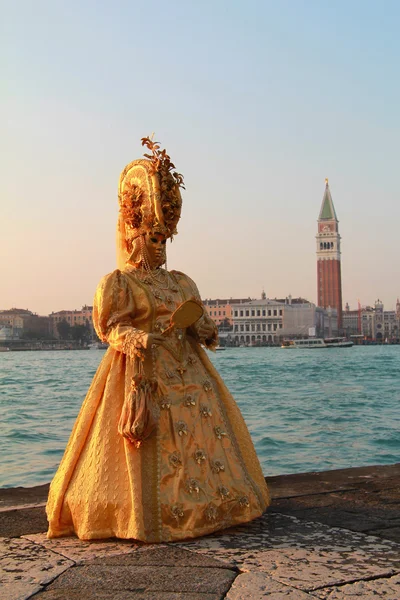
[2,1,400,315]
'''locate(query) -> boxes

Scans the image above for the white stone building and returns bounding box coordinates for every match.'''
[229,295,334,345]
[230,297,284,345]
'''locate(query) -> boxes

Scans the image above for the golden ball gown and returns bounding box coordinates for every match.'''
[46,268,270,542]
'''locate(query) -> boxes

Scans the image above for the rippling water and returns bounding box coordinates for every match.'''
[0,347,399,487]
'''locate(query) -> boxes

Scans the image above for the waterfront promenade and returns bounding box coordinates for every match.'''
[1,463,399,599]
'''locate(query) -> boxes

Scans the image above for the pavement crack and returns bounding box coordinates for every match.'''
[310,568,400,591]
[20,535,77,566]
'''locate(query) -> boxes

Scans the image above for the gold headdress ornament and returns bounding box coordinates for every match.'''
[117,137,185,269]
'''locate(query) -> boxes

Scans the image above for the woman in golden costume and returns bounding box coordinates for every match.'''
[46,138,270,542]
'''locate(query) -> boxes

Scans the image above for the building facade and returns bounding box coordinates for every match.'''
[0,309,32,337]
[343,300,400,341]
[50,305,94,338]
[0,309,51,339]
[229,296,336,345]
[342,306,360,337]
[230,298,285,345]
[361,300,399,341]
[202,298,250,327]
[282,302,338,339]
[316,180,343,330]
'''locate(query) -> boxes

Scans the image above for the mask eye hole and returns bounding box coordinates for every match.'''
[150,237,158,243]
[161,239,167,245]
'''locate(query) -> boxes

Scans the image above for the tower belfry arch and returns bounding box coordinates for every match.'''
[316,179,343,330]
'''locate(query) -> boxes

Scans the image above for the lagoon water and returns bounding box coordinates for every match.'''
[0,346,399,488]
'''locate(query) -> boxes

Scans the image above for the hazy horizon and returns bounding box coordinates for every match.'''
[3,1,400,315]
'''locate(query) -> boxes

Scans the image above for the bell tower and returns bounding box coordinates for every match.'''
[316,179,343,330]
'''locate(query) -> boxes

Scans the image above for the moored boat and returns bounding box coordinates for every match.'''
[281,337,353,349]
[324,337,354,348]
[282,338,327,348]
[281,340,297,348]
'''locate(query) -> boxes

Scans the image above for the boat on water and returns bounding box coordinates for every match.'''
[215,346,226,351]
[0,347,10,352]
[324,337,354,348]
[281,337,353,349]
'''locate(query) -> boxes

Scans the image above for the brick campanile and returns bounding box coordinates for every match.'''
[316,179,343,330]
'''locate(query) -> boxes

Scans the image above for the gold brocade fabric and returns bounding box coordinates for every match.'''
[46,269,270,542]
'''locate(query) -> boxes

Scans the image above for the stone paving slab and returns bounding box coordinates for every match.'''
[2,465,400,599]
[84,545,236,569]
[0,503,46,513]
[227,572,400,600]
[179,513,400,592]
[313,573,400,598]
[40,563,236,596]
[0,506,49,538]
[370,526,400,543]
[22,535,235,568]
[238,548,397,592]
[2,512,400,599]
[268,464,400,499]
[35,592,221,600]
[0,484,49,509]
[271,505,391,532]
[226,572,315,598]
[0,536,73,600]
[22,533,145,564]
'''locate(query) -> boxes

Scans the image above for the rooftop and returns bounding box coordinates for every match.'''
[318,180,338,221]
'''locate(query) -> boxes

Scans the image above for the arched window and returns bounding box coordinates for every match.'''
[320,242,323,249]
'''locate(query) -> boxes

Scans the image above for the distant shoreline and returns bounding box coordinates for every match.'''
[0,344,92,352]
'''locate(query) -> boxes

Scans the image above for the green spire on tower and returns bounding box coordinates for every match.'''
[319,178,338,220]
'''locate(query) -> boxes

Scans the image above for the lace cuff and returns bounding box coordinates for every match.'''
[122,328,148,360]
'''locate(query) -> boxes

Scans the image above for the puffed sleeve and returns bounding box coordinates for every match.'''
[172,270,219,351]
[93,269,149,359]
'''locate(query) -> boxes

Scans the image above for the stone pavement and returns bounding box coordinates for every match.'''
[1,463,399,599]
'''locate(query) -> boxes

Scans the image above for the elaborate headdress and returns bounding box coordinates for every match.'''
[117,137,185,269]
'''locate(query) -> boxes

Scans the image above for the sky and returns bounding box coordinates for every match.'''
[2,0,400,315]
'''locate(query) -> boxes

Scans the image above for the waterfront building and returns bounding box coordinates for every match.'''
[50,305,94,338]
[361,300,399,341]
[202,298,250,327]
[282,301,338,339]
[0,309,32,336]
[344,300,400,341]
[343,304,360,337]
[0,326,13,340]
[230,297,284,345]
[230,295,337,345]
[0,308,51,339]
[316,180,343,330]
